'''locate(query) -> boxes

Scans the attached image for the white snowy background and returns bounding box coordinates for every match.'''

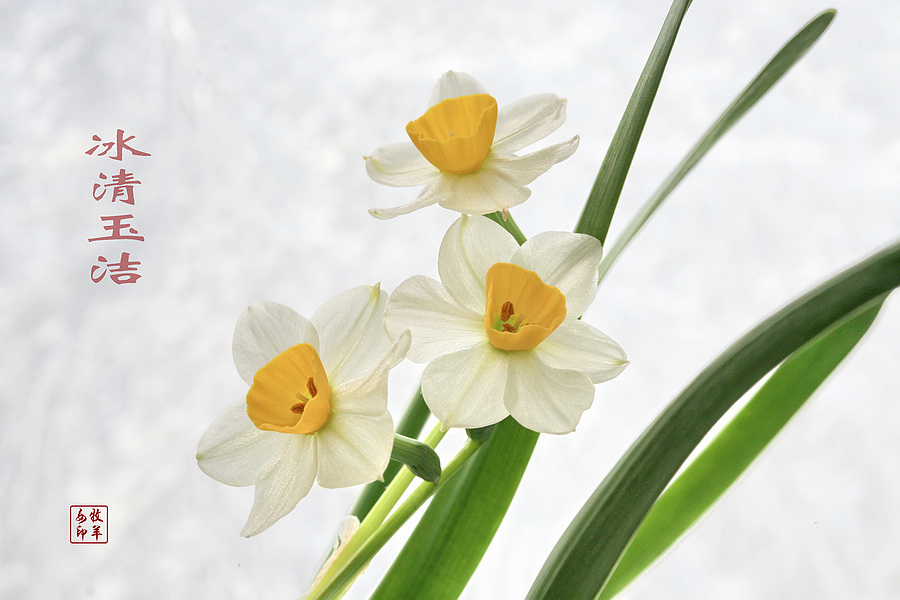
[2,1,898,599]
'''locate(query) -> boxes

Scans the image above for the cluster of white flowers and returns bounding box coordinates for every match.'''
[197,72,627,536]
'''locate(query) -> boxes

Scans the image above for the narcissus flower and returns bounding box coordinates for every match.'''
[197,286,410,537]
[384,216,627,434]
[366,71,579,219]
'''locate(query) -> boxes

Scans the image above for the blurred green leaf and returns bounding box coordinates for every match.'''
[598,297,883,599]
[527,239,900,600]
[575,0,692,244]
[598,10,836,283]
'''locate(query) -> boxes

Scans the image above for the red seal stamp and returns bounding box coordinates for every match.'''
[70,505,108,544]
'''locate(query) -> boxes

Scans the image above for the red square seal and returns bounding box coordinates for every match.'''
[70,505,108,544]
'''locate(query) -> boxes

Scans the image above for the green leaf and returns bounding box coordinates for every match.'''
[369,417,539,600]
[351,388,430,519]
[575,0,692,244]
[597,10,836,283]
[597,298,883,599]
[389,434,442,484]
[527,239,900,600]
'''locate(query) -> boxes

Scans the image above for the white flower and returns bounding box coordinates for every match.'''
[366,71,580,219]
[383,216,627,434]
[197,285,410,537]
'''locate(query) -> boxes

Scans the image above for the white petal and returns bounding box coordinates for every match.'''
[312,285,390,386]
[365,142,437,187]
[368,174,453,220]
[492,94,568,154]
[241,434,317,537]
[331,330,411,417]
[438,167,531,215]
[232,301,319,385]
[196,401,289,487]
[486,135,579,186]
[438,215,520,313]
[538,320,628,384]
[421,341,510,429]
[428,71,488,107]
[384,275,485,363]
[505,353,595,434]
[316,412,394,488]
[512,231,602,318]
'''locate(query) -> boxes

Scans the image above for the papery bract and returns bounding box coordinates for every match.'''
[197,285,410,536]
[366,71,579,219]
[384,216,627,434]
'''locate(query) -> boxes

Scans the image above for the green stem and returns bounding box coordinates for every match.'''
[485,211,527,245]
[308,422,446,597]
[312,438,484,600]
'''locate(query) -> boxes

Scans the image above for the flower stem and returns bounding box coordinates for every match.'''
[308,437,484,600]
[306,422,446,598]
[485,211,527,245]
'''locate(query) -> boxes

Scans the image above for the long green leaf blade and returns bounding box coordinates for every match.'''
[527,239,900,600]
[597,298,883,599]
[369,417,539,600]
[598,10,836,283]
[575,0,691,244]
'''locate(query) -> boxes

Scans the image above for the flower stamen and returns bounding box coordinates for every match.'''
[501,301,515,322]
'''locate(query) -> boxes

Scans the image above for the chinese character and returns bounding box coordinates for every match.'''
[91,252,141,284]
[88,214,145,242]
[85,129,151,161]
[93,169,142,204]
[71,505,108,544]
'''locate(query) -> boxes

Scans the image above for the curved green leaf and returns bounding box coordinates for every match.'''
[598,298,883,599]
[598,10,836,283]
[527,239,900,600]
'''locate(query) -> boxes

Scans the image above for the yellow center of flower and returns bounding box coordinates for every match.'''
[246,343,332,434]
[406,93,498,175]
[484,263,567,352]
